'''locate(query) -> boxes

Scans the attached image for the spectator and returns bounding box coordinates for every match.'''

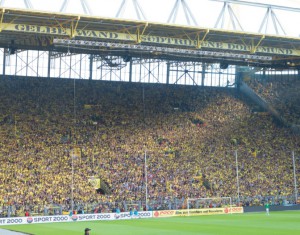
[84,228,91,235]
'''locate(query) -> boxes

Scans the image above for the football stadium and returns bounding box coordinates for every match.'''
[0,0,299,234]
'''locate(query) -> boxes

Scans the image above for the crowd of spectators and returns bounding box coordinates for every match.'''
[0,76,299,215]
[245,75,300,125]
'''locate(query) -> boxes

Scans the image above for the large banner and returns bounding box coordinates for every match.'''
[153,207,244,218]
[2,23,300,56]
[0,215,69,226]
[0,213,114,226]
[0,212,153,226]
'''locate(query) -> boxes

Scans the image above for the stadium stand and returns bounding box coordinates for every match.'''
[245,76,300,125]
[0,76,299,216]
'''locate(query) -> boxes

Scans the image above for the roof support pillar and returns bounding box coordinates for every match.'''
[201,63,206,86]
[166,62,170,85]
[2,48,6,76]
[89,54,93,80]
[129,59,133,82]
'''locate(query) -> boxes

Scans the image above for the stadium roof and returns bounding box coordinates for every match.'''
[0,7,300,69]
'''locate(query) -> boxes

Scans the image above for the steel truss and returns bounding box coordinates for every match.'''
[214,1,243,31]
[211,0,300,34]
[259,7,286,35]
[1,48,299,86]
[0,1,299,85]
[0,0,298,35]
[168,0,198,25]
[0,48,242,87]
[116,0,147,20]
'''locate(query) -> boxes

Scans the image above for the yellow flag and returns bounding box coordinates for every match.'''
[88,177,101,189]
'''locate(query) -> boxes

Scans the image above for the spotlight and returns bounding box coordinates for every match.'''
[220,63,229,69]
[122,55,131,63]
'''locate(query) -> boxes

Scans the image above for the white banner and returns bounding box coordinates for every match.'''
[71,213,114,222]
[0,217,27,225]
[0,208,243,225]
[153,207,244,218]
[114,211,153,220]
[0,213,115,226]
[0,216,71,225]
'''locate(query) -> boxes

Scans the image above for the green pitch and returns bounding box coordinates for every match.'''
[1,211,300,235]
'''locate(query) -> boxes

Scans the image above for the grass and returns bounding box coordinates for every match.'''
[1,211,300,235]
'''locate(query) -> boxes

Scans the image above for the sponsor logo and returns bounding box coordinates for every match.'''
[27,217,33,224]
[228,207,243,213]
[96,214,111,219]
[71,215,78,221]
[138,212,151,217]
[114,213,120,219]
[120,213,131,218]
[153,210,175,217]
[159,211,174,215]
[223,207,243,214]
